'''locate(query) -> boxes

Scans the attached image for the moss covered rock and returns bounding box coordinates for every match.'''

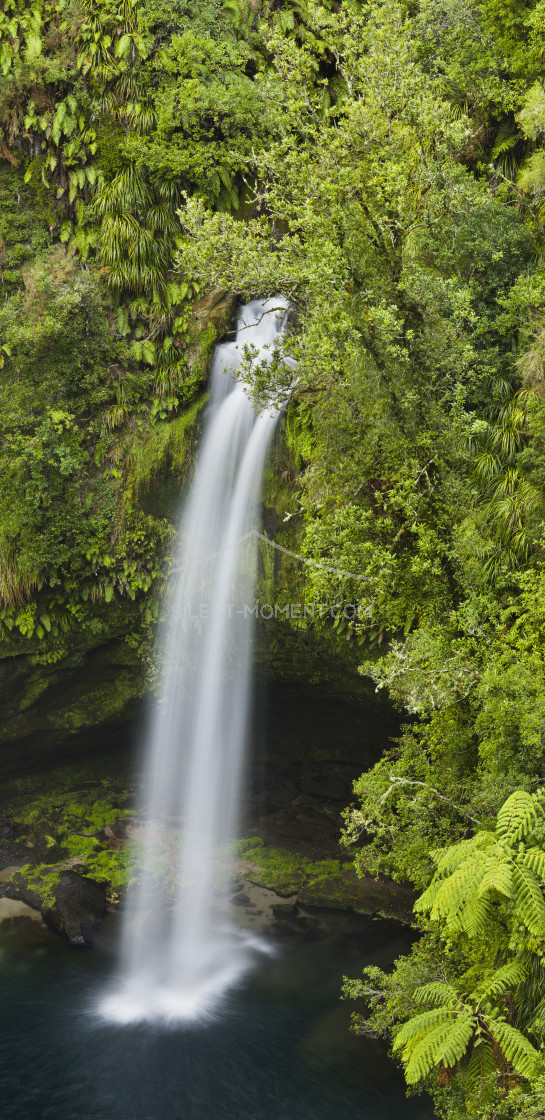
[42,870,105,946]
[238,839,415,921]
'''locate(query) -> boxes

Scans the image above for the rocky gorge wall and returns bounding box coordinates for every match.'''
[0,277,403,938]
[0,292,367,771]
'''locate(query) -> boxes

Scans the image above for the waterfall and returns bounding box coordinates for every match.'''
[101,298,288,1025]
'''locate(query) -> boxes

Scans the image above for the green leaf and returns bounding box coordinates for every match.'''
[116,33,132,59]
[415,982,459,1009]
[486,1018,544,1079]
[497,791,541,844]
[477,859,513,900]
[475,962,527,1003]
[521,847,545,881]
[512,862,545,938]
[466,1043,495,1094]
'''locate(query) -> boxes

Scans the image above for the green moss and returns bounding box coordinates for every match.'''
[189,322,216,383]
[49,663,142,733]
[233,837,265,855]
[6,780,130,841]
[235,839,414,918]
[126,392,206,501]
[243,847,313,895]
[186,292,237,385]
[0,616,152,748]
[7,864,61,909]
[7,846,132,906]
[1,763,136,900]
[239,840,344,898]
[284,400,314,469]
[0,165,51,294]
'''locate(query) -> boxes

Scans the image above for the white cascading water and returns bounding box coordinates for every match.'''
[101,297,288,1025]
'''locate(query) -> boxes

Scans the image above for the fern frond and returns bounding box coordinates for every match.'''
[459,894,495,938]
[415,982,459,1009]
[476,859,513,900]
[511,863,545,938]
[393,1008,455,1051]
[414,877,442,915]
[466,1042,496,1093]
[432,837,480,874]
[521,847,545,881]
[404,1015,475,1084]
[424,868,467,923]
[486,1018,544,1079]
[497,791,541,843]
[397,1018,453,1079]
[491,133,519,160]
[436,1014,476,1071]
[431,857,492,934]
[475,962,527,1003]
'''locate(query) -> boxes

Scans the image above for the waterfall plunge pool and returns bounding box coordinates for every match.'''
[0,905,432,1120]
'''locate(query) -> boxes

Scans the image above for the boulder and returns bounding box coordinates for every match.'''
[231,892,250,906]
[42,870,105,946]
[2,871,42,911]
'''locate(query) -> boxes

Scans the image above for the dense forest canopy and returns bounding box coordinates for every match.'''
[6,0,545,1114]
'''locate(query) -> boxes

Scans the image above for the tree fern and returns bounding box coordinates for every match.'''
[415,790,545,943]
[392,976,544,1088]
[394,1008,475,1084]
[392,791,545,1090]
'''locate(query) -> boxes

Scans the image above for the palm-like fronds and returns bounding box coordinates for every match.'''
[405,795,545,1084]
[415,791,545,941]
[497,791,542,844]
[393,990,543,1086]
[392,954,544,1087]
[486,1019,544,1079]
[467,381,540,566]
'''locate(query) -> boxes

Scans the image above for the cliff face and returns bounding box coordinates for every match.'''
[0,201,238,759]
[0,405,364,767]
[0,192,357,764]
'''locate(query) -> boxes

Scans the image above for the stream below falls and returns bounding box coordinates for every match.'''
[0,905,433,1120]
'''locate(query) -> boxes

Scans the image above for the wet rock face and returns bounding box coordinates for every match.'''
[42,871,105,947]
[2,874,43,912]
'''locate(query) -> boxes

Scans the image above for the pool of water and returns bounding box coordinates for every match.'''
[0,907,432,1120]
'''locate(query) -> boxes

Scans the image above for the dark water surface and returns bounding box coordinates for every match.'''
[0,908,432,1120]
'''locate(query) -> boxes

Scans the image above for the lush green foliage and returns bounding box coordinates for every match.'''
[3,765,136,902]
[0,1,241,657]
[172,3,545,1116]
[344,792,545,1115]
[6,3,545,1116]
